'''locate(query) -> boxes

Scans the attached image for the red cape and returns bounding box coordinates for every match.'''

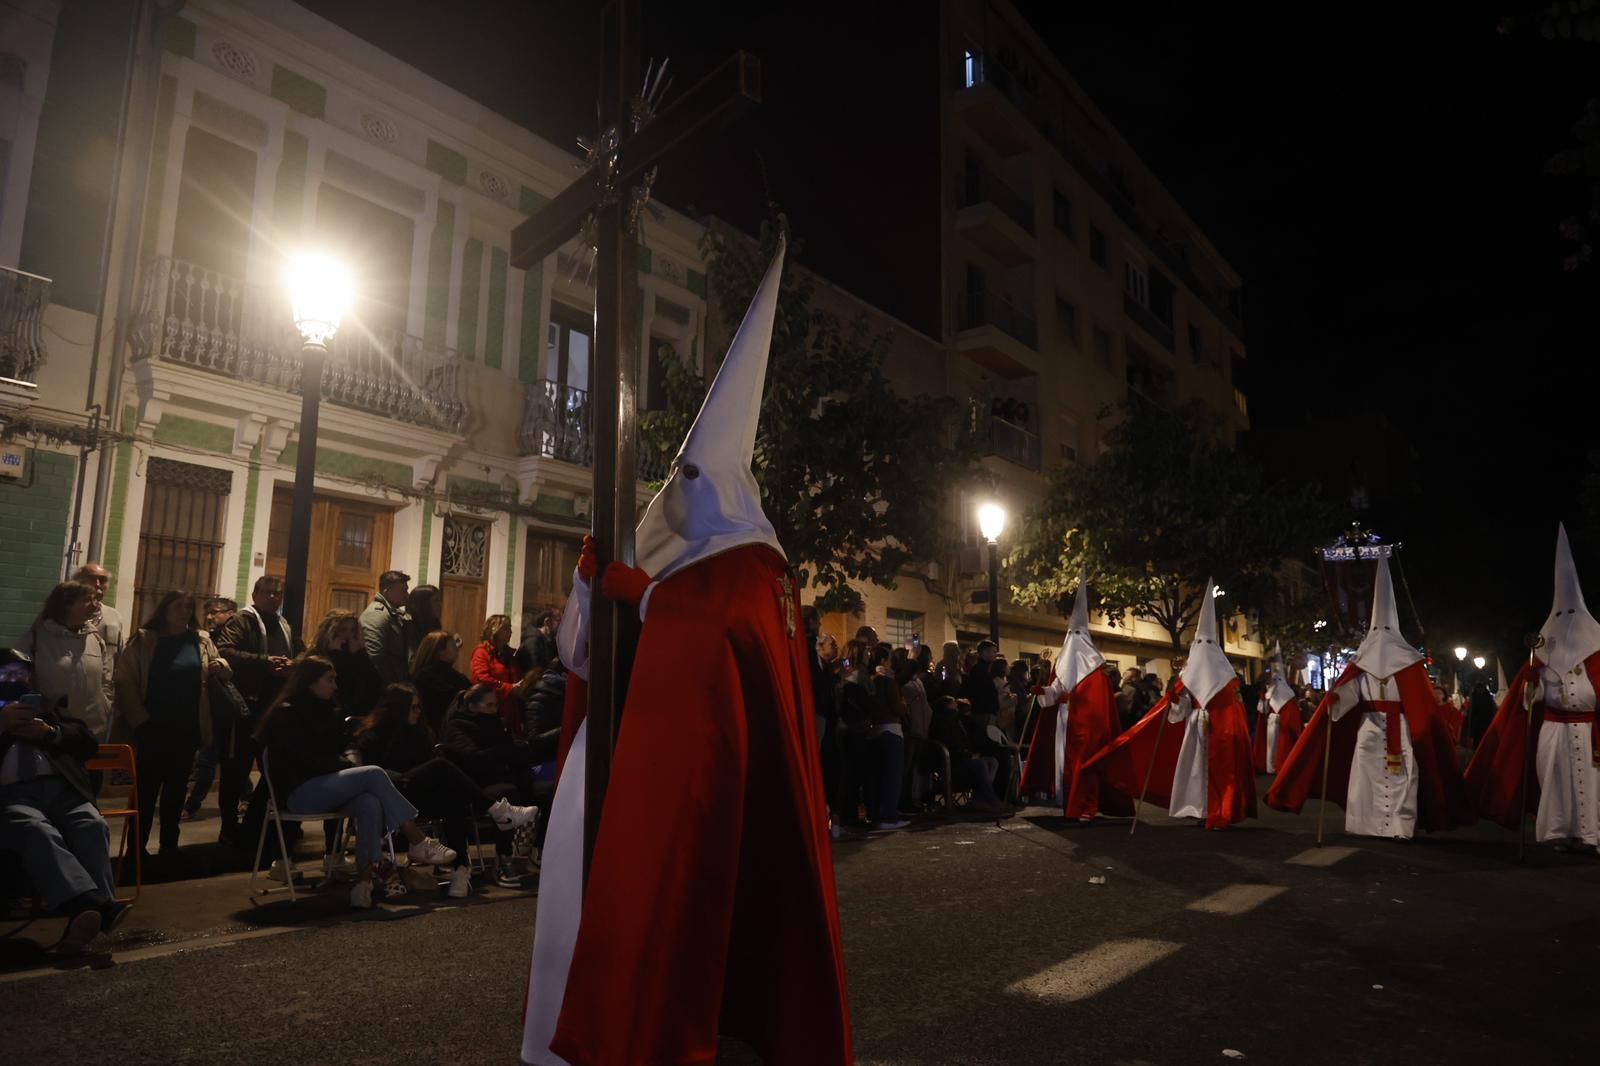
[551,544,851,1066]
[1018,669,1130,818]
[1252,699,1306,773]
[1265,660,1472,832]
[1463,654,1600,830]
[1081,678,1256,829]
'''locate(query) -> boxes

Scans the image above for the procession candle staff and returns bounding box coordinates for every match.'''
[1465,525,1600,861]
[1082,580,1256,833]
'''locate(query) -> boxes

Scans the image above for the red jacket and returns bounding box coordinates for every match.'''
[470,642,525,740]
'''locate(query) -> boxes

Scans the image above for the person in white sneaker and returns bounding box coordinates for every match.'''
[256,658,455,907]
[440,683,549,879]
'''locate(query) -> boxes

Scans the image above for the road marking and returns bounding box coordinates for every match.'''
[1007,938,1183,1003]
[1286,846,1358,867]
[0,925,301,984]
[1185,883,1287,916]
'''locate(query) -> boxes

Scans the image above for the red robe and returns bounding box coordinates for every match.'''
[1080,678,1256,829]
[1252,699,1306,773]
[1463,654,1600,829]
[1017,669,1129,819]
[1265,661,1472,832]
[550,544,851,1066]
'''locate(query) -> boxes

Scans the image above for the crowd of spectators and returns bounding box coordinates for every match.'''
[1,562,569,952]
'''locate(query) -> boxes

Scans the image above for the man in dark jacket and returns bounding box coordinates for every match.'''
[214,575,302,844]
[1,659,131,952]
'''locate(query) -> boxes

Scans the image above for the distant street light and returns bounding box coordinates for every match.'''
[282,251,354,634]
[1213,586,1226,599]
[1473,656,1486,670]
[977,501,1007,645]
[1453,646,1468,661]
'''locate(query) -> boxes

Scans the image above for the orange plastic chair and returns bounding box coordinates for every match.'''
[84,743,141,902]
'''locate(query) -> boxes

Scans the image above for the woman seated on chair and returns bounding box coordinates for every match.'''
[255,656,456,909]
[354,682,535,898]
[439,682,549,884]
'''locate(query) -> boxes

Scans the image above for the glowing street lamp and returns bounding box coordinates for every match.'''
[281,251,354,633]
[1453,646,1468,662]
[977,501,1007,645]
[1473,656,1486,670]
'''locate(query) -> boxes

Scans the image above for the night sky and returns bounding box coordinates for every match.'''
[302,0,1598,667]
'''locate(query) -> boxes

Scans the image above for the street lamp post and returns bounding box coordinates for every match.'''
[977,501,1007,646]
[282,252,353,636]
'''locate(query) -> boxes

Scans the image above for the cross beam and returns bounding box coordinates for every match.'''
[506,0,761,884]
[509,50,762,270]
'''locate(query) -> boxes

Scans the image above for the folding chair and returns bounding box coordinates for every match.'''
[85,744,141,903]
[251,750,352,903]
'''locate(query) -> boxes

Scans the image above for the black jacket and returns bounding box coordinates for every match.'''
[439,710,529,786]
[414,662,470,734]
[0,700,99,802]
[960,665,1000,717]
[257,697,349,801]
[326,648,384,720]
[216,610,303,709]
[522,669,566,738]
[354,721,434,775]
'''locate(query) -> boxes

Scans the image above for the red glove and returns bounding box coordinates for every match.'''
[1030,685,1048,697]
[601,561,652,606]
[577,535,598,581]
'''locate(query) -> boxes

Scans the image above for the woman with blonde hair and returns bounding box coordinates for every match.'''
[309,609,384,720]
[469,614,539,740]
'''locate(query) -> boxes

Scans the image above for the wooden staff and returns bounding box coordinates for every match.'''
[1130,696,1175,836]
[1516,633,1545,863]
[1315,698,1334,846]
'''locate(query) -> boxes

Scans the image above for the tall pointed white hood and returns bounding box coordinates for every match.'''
[1539,523,1600,674]
[1052,574,1105,694]
[1352,554,1422,679]
[633,238,787,583]
[1181,579,1236,707]
[1266,641,1296,712]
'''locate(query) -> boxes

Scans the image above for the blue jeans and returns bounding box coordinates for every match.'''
[2,776,115,912]
[287,766,417,867]
[867,732,904,824]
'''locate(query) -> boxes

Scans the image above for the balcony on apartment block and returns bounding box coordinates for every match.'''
[981,411,1041,472]
[0,265,50,388]
[957,289,1039,379]
[130,256,467,433]
[518,379,671,482]
[957,165,1035,267]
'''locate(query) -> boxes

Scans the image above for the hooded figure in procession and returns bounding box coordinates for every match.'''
[1017,576,1128,820]
[1081,581,1256,829]
[1266,555,1471,838]
[1465,524,1600,851]
[521,238,851,1066]
[1252,642,1304,774]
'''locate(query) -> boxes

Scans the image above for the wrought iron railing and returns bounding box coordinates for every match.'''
[961,290,1038,349]
[130,256,465,432]
[519,379,671,482]
[0,266,50,383]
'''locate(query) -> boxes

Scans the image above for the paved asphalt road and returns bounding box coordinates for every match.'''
[2,781,1592,1065]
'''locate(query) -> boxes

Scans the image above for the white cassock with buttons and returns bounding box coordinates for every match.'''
[1529,525,1600,848]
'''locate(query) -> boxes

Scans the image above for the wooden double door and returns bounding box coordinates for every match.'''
[267,488,394,626]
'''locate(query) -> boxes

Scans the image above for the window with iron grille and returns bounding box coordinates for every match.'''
[132,458,231,628]
[885,608,924,648]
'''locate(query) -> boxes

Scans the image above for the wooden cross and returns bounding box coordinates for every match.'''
[509,0,760,882]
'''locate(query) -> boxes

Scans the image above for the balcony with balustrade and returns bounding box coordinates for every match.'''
[957,165,1035,267]
[981,412,1041,473]
[518,379,671,484]
[0,266,50,391]
[957,289,1039,379]
[129,257,466,433]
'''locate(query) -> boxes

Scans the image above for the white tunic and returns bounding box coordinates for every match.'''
[1341,672,1419,840]
[521,720,586,1066]
[1264,704,1280,774]
[1534,665,1600,847]
[1168,694,1209,820]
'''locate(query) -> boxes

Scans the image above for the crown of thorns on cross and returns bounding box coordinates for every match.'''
[570,58,673,282]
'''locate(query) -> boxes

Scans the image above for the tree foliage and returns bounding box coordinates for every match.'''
[1005,399,1334,653]
[639,221,974,614]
